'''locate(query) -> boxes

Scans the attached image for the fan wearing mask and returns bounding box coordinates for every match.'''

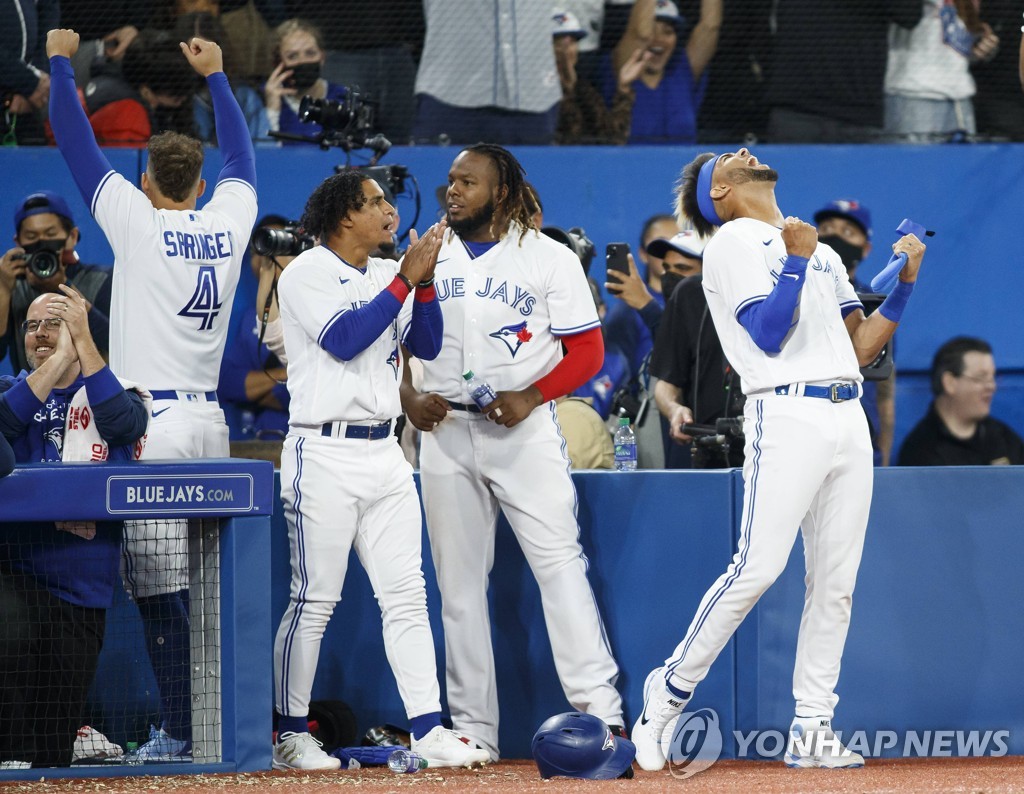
[813,199,896,466]
[263,18,347,141]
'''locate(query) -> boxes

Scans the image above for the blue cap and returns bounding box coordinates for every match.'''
[14,191,75,233]
[813,199,872,239]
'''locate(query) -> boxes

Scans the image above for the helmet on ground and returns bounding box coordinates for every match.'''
[531,712,636,779]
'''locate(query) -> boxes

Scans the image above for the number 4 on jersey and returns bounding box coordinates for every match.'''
[178,265,223,330]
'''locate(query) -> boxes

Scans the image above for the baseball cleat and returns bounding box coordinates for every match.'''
[272,731,341,770]
[128,725,192,763]
[410,726,491,768]
[73,726,124,762]
[631,666,688,771]
[784,716,865,769]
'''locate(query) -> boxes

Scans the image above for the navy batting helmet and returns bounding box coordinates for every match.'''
[532,712,636,779]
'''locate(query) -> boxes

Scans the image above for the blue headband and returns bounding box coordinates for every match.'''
[696,154,724,227]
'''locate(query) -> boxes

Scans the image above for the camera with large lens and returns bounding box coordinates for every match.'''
[541,226,597,274]
[298,90,391,157]
[251,222,316,258]
[20,239,65,280]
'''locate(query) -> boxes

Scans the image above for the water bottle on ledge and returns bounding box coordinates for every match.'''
[464,370,497,410]
[613,411,637,471]
[387,748,428,773]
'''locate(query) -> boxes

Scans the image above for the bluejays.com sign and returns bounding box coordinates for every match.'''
[106,474,254,515]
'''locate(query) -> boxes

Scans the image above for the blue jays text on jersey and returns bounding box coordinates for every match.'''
[434,276,537,316]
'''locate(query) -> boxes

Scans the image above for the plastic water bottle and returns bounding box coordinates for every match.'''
[613,413,637,471]
[387,748,428,773]
[463,370,497,410]
[240,410,256,439]
[124,742,143,766]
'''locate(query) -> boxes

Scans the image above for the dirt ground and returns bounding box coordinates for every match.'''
[3,757,1024,793]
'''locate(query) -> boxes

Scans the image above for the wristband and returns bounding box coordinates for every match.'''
[417,277,435,288]
[878,279,914,323]
[395,273,413,292]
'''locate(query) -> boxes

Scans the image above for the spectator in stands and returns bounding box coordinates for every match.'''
[767,0,922,142]
[603,214,680,381]
[0,191,112,374]
[264,18,346,141]
[970,0,1024,139]
[605,0,722,144]
[0,0,57,145]
[648,230,744,469]
[58,0,155,87]
[86,29,197,146]
[813,199,896,465]
[884,0,999,140]
[173,8,269,141]
[218,215,292,440]
[0,290,149,768]
[412,1,561,144]
[899,336,1024,466]
[553,9,645,145]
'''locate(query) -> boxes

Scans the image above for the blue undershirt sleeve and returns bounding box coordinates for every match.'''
[319,291,404,361]
[402,296,443,361]
[208,72,257,188]
[48,56,115,208]
[736,255,809,354]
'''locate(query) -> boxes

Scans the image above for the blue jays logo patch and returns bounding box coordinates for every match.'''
[387,347,400,378]
[489,321,533,358]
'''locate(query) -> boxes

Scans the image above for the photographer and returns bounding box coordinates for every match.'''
[0,191,111,374]
[218,214,306,440]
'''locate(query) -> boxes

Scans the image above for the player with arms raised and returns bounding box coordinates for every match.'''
[46,28,257,760]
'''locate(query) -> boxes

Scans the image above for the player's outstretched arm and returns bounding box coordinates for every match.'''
[401,222,447,361]
[182,37,256,190]
[46,29,117,211]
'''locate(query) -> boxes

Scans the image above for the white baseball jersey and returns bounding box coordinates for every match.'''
[412,225,600,400]
[95,173,258,391]
[701,217,864,394]
[278,246,411,427]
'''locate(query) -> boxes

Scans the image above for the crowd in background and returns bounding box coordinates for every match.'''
[3,0,1024,147]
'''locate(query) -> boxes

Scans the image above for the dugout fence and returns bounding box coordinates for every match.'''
[0,459,274,781]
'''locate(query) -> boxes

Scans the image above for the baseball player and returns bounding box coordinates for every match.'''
[632,148,925,770]
[272,171,489,771]
[47,29,258,760]
[401,143,624,761]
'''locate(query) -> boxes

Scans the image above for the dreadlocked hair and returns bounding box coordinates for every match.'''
[462,143,536,242]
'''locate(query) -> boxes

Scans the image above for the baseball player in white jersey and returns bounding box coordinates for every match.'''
[47,30,258,759]
[632,148,926,770]
[401,144,624,761]
[271,171,489,771]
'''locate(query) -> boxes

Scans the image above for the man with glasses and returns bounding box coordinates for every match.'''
[0,289,149,768]
[898,336,1022,466]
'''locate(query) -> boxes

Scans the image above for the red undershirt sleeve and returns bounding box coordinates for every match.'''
[532,326,604,403]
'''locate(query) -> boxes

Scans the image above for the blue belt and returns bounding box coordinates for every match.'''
[320,419,393,440]
[774,382,861,402]
[447,401,482,414]
[151,390,218,402]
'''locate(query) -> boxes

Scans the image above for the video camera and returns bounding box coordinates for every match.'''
[270,87,392,162]
[251,221,316,258]
[541,226,597,274]
[679,417,745,470]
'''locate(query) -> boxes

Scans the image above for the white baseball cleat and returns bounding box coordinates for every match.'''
[784,716,865,769]
[631,666,688,771]
[272,731,341,770]
[410,726,491,768]
[73,726,124,761]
